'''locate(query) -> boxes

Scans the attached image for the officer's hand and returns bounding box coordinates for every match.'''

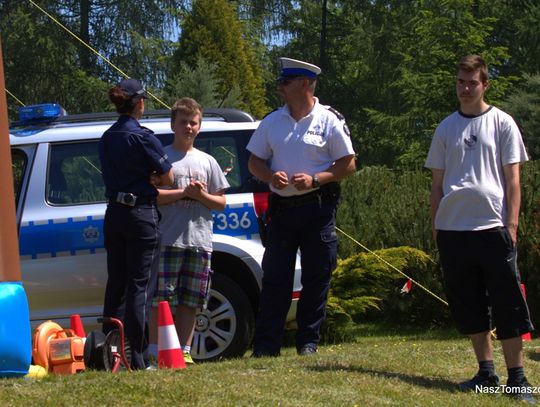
[272,171,289,190]
[291,173,312,191]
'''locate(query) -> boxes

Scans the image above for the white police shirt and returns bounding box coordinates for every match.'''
[247,98,355,197]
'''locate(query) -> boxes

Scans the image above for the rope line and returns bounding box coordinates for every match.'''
[28,0,171,110]
[5,89,25,106]
[336,226,449,306]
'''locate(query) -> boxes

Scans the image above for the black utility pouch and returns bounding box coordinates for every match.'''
[257,212,268,247]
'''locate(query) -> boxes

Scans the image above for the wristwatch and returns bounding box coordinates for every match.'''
[312,174,320,189]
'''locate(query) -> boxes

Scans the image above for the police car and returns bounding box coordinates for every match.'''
[10,103,302,361]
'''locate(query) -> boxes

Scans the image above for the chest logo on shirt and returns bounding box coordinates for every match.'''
[464,134,477,149]
[306,124,324,138]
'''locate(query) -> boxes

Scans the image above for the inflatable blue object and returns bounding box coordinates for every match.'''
[0,282,31,378]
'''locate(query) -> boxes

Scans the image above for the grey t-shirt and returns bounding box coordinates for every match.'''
[159,146,230,251]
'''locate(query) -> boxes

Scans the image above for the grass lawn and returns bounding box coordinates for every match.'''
[1,324,538,406]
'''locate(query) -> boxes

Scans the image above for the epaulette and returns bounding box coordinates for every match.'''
[325,106,346,122]
[324,106,350,136]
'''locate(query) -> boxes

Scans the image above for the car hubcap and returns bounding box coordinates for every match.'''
[192,288,237,360]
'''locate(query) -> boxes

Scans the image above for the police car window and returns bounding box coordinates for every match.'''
[196,137,241,189]
[156,132,241,189]
[11,149,27,207]
[47,142,105,205]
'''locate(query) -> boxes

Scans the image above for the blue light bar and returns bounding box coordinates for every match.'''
[18,104,66,123]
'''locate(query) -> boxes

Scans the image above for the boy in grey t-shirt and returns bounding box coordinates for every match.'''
[149,98,229,364]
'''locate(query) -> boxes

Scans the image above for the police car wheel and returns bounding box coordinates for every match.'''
[191,273,254,361]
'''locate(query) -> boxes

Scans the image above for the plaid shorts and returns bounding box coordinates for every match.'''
[152,246,212,309]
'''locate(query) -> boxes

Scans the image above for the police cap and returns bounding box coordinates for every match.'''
[118,78,147,101]
[278,58,321,81]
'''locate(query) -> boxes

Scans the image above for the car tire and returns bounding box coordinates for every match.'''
[191,273,255,361]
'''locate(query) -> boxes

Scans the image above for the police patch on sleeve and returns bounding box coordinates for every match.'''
[342,122,351,137]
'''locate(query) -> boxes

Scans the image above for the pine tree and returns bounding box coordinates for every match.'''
[173,0,268,118]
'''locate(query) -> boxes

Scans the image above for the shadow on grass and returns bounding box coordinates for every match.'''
[283,322,462,348]
[308,363,458,392]
[527,349,540,362]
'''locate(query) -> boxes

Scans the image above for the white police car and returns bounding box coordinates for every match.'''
[10,103,302,361]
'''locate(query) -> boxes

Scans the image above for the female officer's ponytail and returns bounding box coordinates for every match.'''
[109,78,147,114]
[108,86,136,114]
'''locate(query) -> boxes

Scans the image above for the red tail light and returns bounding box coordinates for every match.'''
[253,192,270,217]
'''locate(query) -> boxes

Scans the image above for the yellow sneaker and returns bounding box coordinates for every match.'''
[183,351,195,364]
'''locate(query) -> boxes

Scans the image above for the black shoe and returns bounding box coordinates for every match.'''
[251,349,280,358]
[458,373,500,391]
[297,344,318,356]
[506,377,536,404]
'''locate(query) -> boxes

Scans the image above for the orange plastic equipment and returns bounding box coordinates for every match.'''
[32,321,66,371]
[32,320,85,374]
[49,330,85,375]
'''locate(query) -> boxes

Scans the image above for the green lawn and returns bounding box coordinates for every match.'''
[2,324,538,406]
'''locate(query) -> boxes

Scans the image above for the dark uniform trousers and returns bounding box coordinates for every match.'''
[102,202,160,369]
[253,196,338,354]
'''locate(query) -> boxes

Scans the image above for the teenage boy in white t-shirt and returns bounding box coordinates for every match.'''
[425,55,534,403]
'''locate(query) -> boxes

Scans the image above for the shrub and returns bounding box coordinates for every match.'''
[337,166,433,260]
[517,160,540,326]
[323,246,450,342]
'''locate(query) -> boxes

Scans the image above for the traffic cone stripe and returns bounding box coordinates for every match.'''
[158,325,181,350]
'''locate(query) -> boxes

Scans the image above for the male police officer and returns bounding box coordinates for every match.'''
[247,58,356,356]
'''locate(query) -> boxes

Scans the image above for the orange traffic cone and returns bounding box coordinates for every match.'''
[520,284,532,341]
[157,301,186,369]
[70,314,86,339]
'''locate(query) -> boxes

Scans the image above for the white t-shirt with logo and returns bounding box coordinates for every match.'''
[425,106,528,231]
[159,146,230,251]
[247,97,355,197]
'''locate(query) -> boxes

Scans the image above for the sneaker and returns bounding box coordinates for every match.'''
[183,351,195,365]
[298,344,318,356]
[505,377,536,404]
[458,373,500,392]
[145,364,158,371]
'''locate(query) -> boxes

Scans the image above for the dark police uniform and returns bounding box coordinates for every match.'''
[99,115,172,369]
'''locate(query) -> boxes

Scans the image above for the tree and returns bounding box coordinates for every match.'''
[363,0,511,168]
[173,0,268,118]
[1,2,109,116]
[162,54,242,109]
[501,75,540,160]
[488,0,540,77]
[0,0,185,116]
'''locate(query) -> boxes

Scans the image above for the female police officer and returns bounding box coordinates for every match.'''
[98,78,173,370]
